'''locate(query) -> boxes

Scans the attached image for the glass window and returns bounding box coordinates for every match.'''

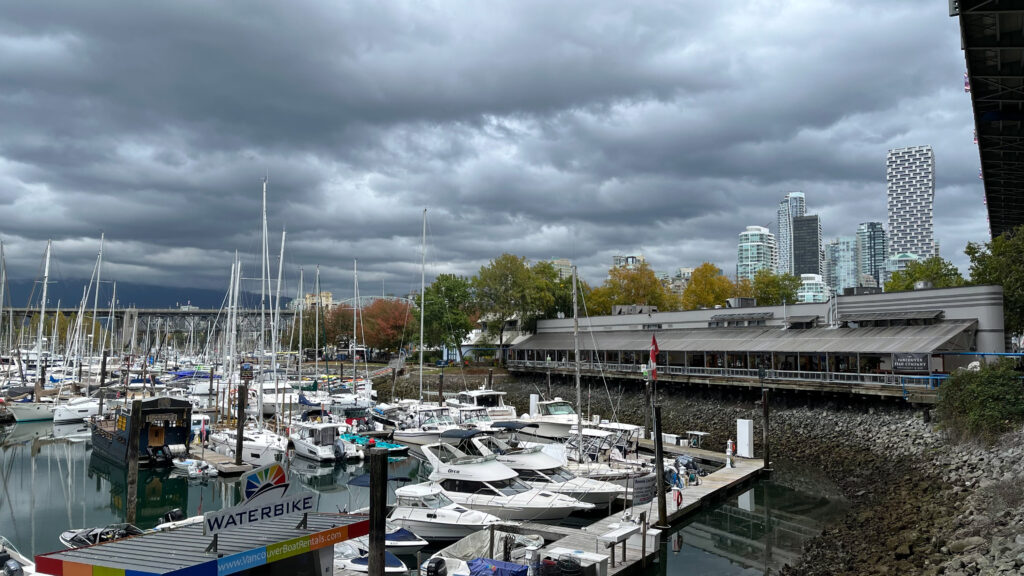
[544,402,576,416]
[486,478,531,496]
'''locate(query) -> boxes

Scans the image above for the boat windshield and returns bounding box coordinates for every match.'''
[314,427,338,445]
[422,491,455,508]
[421,410,455,427]
[543,402,576,416]
[474,394,502,408]
[546,467,576,482]
[486,477,532,496]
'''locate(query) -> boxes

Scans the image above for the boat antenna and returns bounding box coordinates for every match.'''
[573,265,583,457]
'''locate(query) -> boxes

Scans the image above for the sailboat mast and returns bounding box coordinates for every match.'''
[109,282,117,357]
[314,266,320,382]
[90,234,104,360]
[0,241,5,357]
[418,208,426,401]
[273,229,286,433]
[37,240,52,364]
[352,259,357,382]
[297,268,304,380]
[573,266,582,454]
[260,178,269,357]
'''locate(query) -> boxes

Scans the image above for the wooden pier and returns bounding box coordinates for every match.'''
[193,447,253,476]
[521,454,764,575]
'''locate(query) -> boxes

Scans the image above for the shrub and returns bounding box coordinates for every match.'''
[936,358,1024,443]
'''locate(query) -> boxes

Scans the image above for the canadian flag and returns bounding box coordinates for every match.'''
[650,334,659,381]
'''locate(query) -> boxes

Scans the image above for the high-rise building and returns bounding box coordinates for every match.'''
[825,236,858,295]
[548,258,573,280]
[856,222,888,287]
[775,192,806,275]
[883,252,921,286]
[736,226,777,281]
[796,274,828,303]
[612,254,645,270]
[887,145,936,258]
[792,215,823,276]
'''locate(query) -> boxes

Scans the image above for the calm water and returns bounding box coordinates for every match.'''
[0,421,847,575]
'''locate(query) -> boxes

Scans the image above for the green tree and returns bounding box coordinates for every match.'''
[884,256,965,293]
[751,269,802,306]
[966,227,1024,334]
[472,254,541,365]
[937,358,1024,443]
[681,262,733,310]
[580,263,671,316]
[416,274,474,362]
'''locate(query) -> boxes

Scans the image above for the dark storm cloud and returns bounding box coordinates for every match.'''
[0,0,987,298]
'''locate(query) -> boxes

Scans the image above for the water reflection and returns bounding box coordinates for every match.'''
[662,465,849,575]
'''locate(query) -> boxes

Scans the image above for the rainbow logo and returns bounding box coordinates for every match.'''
[244,463,289,501]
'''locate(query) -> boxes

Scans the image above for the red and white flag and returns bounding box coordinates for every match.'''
[650,334,659,381]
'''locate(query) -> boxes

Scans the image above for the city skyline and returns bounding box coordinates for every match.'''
[0,1,987,300]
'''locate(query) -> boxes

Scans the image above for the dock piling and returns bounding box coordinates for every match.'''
[235,383,246,466]
[654,404,667,528]
[126,399,143,524]
[368,447,387,576]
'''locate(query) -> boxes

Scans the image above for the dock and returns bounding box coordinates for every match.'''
[194,447,253,476]
[520,454,764,575]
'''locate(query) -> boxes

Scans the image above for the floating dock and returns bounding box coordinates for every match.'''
[519,452,765,575]
[196,449,253,476]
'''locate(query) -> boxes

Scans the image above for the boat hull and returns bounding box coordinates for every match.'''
[7,401,54,422]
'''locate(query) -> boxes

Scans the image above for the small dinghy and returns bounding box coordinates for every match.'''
[58,523,146,549]
[171,457,219,479]
[333,542,407,574]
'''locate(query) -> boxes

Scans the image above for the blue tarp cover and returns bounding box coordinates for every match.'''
[468,558,528,576]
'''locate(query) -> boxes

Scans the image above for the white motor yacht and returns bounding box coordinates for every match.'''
[288,421,361,462]
[392,404,459,447]
[445,388,517,421]
[458,431,625,505]
[420,439,593,521]
[563,428,655,486]
[516,397,578,442]
[5,399,54,422]
[387,483,503,541]
[348,521,428,555]
[208,426,286,467]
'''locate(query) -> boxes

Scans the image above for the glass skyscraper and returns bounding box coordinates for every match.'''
[736,225,777,281]
[776,192,806,275]
[825,236,858,295]
[856,222,888,286]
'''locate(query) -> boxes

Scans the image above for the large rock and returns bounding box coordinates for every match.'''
[948,536,987,554]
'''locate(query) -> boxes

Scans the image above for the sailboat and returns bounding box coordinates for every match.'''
[8,241,56,422]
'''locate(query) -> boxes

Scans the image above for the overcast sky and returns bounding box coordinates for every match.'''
[0,1,985,302]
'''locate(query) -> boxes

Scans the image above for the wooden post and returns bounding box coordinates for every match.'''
[100,350,108,388]
[438,369,444,404]
[126,399,143,524]
[488,524,495,561]
[487,368,493,389]
[654,405,668,528]
[643,379,652,436]
[762,387,771,470]
[546,370,551,398]
[368,447,387,576]
[235,382,247,466]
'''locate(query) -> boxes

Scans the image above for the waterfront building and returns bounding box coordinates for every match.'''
[792,215,823,276]
[796,274,829,303]
[303,291,334,309]
[736,226,778,281]
[776,192,806,275]
[825,236,858,296]
[887,146,936,258]
[856,222,888,287]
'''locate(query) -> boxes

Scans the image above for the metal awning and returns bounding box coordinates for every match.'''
[786,315,819,323]
[36,513,369,576]
[709,312,774,321]
[517,320,976,354]
[838,310,943,322]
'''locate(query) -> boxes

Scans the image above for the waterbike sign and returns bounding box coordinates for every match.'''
[203,463,318,535]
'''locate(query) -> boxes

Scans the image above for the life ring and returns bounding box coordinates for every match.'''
[673,488,683,507]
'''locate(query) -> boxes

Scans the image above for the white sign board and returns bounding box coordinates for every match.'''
[203,463,318,535]
[736,419,754,458]
[632,473,658,505]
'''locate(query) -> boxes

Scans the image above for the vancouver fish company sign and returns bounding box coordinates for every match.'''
[204,463,318,535]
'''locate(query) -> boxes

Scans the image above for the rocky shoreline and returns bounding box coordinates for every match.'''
[381,371,1024,575]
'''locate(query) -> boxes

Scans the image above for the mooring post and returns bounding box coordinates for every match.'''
[654,404,668,528]
[488,524,495,560]
[100,350,108,388]
[235,382,247,466]
[126,399,143,524]
[368,447,387,576]
[546,370,551,397]
[762,387,771,470]
[438,368,444,403]
[487,368,493,388]
[644,379,652,437]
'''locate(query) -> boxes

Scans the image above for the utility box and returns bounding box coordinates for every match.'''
[737,419,754,458]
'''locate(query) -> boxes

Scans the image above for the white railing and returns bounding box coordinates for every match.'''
[507,359,936,389]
